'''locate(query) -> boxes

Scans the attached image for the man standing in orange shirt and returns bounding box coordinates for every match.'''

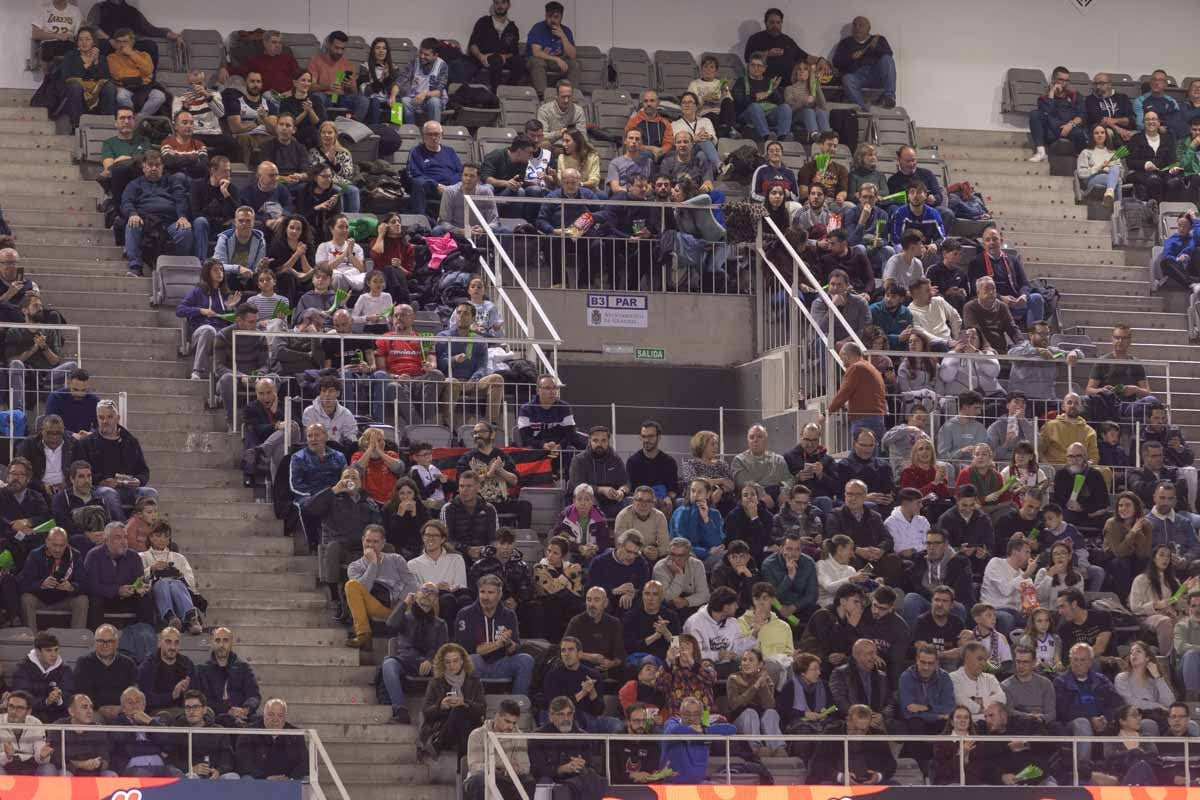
[828,342,887,450]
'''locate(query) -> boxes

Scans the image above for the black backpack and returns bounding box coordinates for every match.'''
[449,83,499,112]
[722,143,765,182]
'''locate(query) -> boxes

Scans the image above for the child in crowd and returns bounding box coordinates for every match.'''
[409,441,447,510]
[971,602,1012,672]
[1097,422,1129,468]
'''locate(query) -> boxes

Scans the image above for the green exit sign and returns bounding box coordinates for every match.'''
[634,347,665,360]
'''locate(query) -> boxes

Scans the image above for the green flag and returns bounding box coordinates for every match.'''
[32,519,56,534]
[814,153,832,173]
[646,766,678,781]
[272,299,290,319]
[390,103,404,125]
[382,305,395,319]
[880,190,907,203]
[1110,145,1130,161]
[1013,765,1043,782]
[1072,473,1086,496]
[216,311,237,323]
[327,288,349,314]
[772,598,800,626]
[0,550,13,571]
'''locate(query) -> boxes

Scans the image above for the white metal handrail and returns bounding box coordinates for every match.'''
[485,729,1195,790]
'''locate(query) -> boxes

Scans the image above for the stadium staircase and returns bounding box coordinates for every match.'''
[921,127,1200,440]
[0,88,443,800]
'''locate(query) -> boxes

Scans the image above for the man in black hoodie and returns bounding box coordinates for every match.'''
[235,698,308,780]
[784,423,839,516]
[78,400,154,511]
[196,627,261,727]
[621,579,679,661]
[467,0,526,91]
[10,631,73,721]
[566,426,629,518]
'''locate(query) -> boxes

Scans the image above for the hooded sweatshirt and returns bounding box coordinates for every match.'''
[682,606,755,663]
[884,506,930,554]
[661,717,738,783]
[10,650,72,720]
[302,399,358,445]
[737,610,794,663]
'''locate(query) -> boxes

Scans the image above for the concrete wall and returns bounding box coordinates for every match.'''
[6,0,1197,130]
[535,288,755,366]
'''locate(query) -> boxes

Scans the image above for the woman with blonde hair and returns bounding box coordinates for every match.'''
[418,642,484,760]
[681,430,736,514]
[848,144,890,198]
[899,437,952,519]
[556,129,600,191]
[349,427,405,503]
[784,61,829,143]
[309,119,361,212]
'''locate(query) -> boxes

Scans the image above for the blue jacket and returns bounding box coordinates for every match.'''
[239,183,294,220]
[1036,89,1085,130]
[760,551,818,612]
[407,144,462,187]
[120,173,189,222]
[897,665,956,723]
[949,195,990,221]
[17,543,83,596]
[453,601,522,662]
[434,329,487,381]
[1163,231,1195,262]
[1135,92,1181,130]
[887,203,945,246]
[844,203,889,249]
[81,545,143,600]
[1054,668,1122,722]
[660,717,737,783]
[195,652,261,715]
[670,503,724,560]
[175,286,231,337]
[869,300,914,348]
[213,227,268,272]
[288,446,346,498]
[44,387,100,435]
[1142,510,1200,561]
[535,187,599,235]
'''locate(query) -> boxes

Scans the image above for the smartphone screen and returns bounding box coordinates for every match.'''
[15,267,24,282]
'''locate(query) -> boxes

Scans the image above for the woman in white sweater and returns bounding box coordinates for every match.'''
[936,327,1002,397]
[141,522,203,634]
[816,534,870,609]
[1129,544,1198,657]
[1114,641,1175,734]
[1033,541,1084,608]
[1075,123,1123,206]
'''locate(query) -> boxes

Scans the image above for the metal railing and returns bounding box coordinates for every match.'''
[226,329,560,439]
[483,729,1196,792]
[464,194,751,295]
[0,720,348,797]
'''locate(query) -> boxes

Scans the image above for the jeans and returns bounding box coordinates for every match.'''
[401,96,443,124]
[1085,168,1122,196]
[1017,291,1045,328]
[1029,111,1088,151]
[798,107,831,135]
[151,577,195,619]
[6,359,76,411]
[469,652,535,695]
[116,87,166,118]
[340,184,362,213]
[735,707,782,748]
[380,656,410,711]
[1181,650,1200,693]
[849,415,885,453]
[60,81,117,128]
[993,607,1026,637]
[312,91,370,122]
[840,55,897,109]
[191,216,213,260]
[739,103,793,139]
[369,370,445,427]
[900,593,967,629]
[409,177,440,219]
[125,219,195,274]
[695,139,721,170]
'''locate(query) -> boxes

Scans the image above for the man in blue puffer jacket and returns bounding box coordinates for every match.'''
[660,696,737,783]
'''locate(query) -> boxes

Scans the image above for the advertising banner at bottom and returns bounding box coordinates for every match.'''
[597,787,1191,800]
[0,775,303,799]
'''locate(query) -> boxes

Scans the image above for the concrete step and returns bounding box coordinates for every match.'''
[0,119,56,136]
[34,272,151,294]
[151,466,242,487]
[190,553,315,573]
[158,488,263,506]
[321,785,451,800]
[253,665,376,686]
[83,325,183,346]
[54,308,169,329]
[988,216,1112,236]
[1061,294,1165,312]
[13,228,123,248]
[1,196,101,215]
[261,684,376,703]
[1061,309,1183,329]
[989,203,1091,221]
[0,163,83,181]
[317,764,429,781]
[0,179,99,198]
[172,501,274,522]
[0,90,38,107]
[324,741,421,763]
[91,375,204,395]
[205,590,327,611]
[922,128,1029,148]
[0,147,74,165]
[74,357,188,379]
[171,533,295,556]
[1098,341,1200,362]
[126,409,225,433]
[310,722,414,744]
[1075,325,1187,346]
[5,209,106,227]
[1019,246,1126,266]
[935,143,1029,162]
[949,170,1075,191]
[1027,262,1147,281]
[1001,231,1113,251]
[142,448,232,470]
[83,340,181,362]
[978,188,1087,208]
[136,429,238,452]
[206,607,345,628]
[1040,276,1152,297]
[46,289,151,309]
[197,570,315,592]
[23,259,128,277]
[0,107,48,121]
[234,644,360,666]
[216,627,351,649]
[0,133,76,151]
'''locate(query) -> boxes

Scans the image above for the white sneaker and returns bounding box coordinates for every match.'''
[190,371,204,381]
[1028,150,1047,163]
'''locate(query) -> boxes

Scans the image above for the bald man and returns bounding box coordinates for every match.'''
[563,586,626,675]
[196,626,261,726]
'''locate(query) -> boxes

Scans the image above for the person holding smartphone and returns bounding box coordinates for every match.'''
[417,643,484,762]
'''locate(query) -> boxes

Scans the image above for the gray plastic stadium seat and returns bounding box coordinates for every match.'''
[280,32,320,63]
[1067,71,1091,96]
[576,45,608,93]
[657,62,697,100]
[405,424,452,447]
[477,127,517,156]
[779,140,807,172]
[871,111,916,149]
[344,36,369,65]
[501,97,540,129]
[441,125,477,161]
[49,628,93,648]
[399,215,432,234]
[699,52,743,82]
[1002,68,1047,114]
[612,63,653,97]
[78,113,113,163]
[498,85,539,101]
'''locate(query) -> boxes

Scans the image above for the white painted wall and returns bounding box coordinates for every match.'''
[7,0,1200,131]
